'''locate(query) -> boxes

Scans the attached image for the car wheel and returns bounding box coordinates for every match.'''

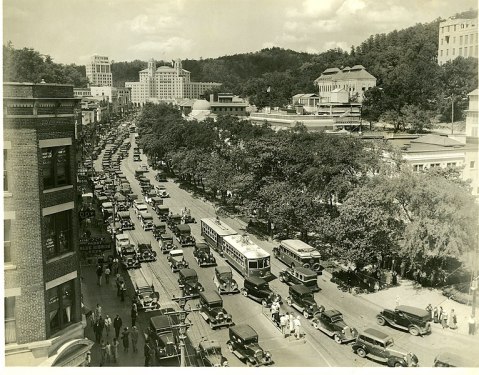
[242,290,248,297]
[334,334,342,344]
[287,298,292,306]
[394,362,403,367]
[261,299,268,307]
[312,321,318,329]
[356,347,367,358]
[227,343,234,353]
[376,316,386,326]
[279,275,285,282]
[409,326,419,336]
[209,321,214,329]
[303,311,309,319]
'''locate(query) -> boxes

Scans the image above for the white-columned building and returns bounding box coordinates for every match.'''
[125,58,221,105]
[86,55,112,87]
[438,17,478,65]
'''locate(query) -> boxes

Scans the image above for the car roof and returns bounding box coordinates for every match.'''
[396,305,429,317]
[169,249,184,256]
[230,324,258,340]
[215,266,232,274]
[293,267,317,276]
[176,224,191,231]
[196,242,209,249]
[246,276,268,286]
[161,234,173,240]
[117,211,130,217]
[200,290,222,304]
[435,351,475,367]
[140,212,153,218]
[323,310,342,318]
[199,340,221,352]
[116,233,129,240]
[150,315,171,330]
[290,284,312,294]
[362,328,391,341]
[179,268,197,277]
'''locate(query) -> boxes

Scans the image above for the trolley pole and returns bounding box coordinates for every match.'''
[171,292,199,367]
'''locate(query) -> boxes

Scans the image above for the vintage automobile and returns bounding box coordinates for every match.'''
[286,284,321,319]
[167,249,189,272]
[174,224,196,247]
[177,268,204,298]
[155,185,170,198]
[134,284,160,311]
[138,243,157,262]
[149,312,180,361]
[311,309,358,344]
[193,242,216,267]
[149,196,164,208]
[117,211,135,231]
[352,328,419,367]
[180,207,196,224]
[278,266,320,292]
[159,234,176,254]
[433,351,478,367]
[241,276,281,307]
[144,189,158,205]
[155,172,168,182]
[119,244,140,269]
[167,214,182,230]
[199,290,234,329]
[155,206,170,221]
[376,305,432,336]
[152,223,167,241]
[226,325,273,367]
[214,266,239,294]
[139,211,154,231]
[196,339,228,367]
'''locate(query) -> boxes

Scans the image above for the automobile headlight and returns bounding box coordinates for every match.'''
[223,282,227,287]
[341,329,345,334]
[223,361,229,367]
[265,351,271,358]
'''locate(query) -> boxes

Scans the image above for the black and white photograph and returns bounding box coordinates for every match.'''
[2,0,478,368]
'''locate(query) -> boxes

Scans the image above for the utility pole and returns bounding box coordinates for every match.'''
[451,95,455,135]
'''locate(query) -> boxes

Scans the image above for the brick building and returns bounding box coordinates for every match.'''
[3,82,93,366]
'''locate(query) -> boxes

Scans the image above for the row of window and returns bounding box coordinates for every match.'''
[441,22,475,33]
[413,162,458,171]
[278,245,315,262]
[213,107,245,112]
[440,45,478,57]
[441,33,476,45]
[201,223,218,243]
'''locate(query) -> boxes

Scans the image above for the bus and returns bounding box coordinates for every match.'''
[272,239,322,273]
[221,234,274,281]
[200,218,237,253]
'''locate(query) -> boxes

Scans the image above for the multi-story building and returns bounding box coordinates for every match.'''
[3,82,93,366]
[209,93,248,116]
[438,17,478,65]
[125,58,221,105]
[463,88,479,198]
[85,55,113,87]
[314,65,376,103]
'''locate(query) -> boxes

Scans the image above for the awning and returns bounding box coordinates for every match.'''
[40,338,94,367]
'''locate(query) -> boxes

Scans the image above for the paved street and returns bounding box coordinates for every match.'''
[82,132,478,367]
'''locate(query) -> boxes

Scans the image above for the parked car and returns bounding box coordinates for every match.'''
[177,268,203,298]
[311,309,358,344]
[193,242,216,267]
[138,243,157,262]
[134,284,160,311]
[433,351,477,367]
[286,284,321,319]
[167,249,189,272]
[156,185,170,198]
[119,244,140,269]
[226,325,273,367]
[148,312,180,361]
[196,339,228,367]
[376,305,432,336]
[198,290,234,329]
[241,276,281,307]
[180,207,196,224]
[159,234,176,254]
[278,266,320,292]
[155,172,168,182]
[117,211,135,231]
[167,214,182,230]
[214,266,239,294]
[174,224,196,247]
[152,223,167,241]
[352,328,419,367]
[155,206,170,221]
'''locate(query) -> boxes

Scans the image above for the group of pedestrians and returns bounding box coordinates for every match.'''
[96,258,121,287]
[427,304,458,330]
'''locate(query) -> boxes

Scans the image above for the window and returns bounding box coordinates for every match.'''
[42,146,71,189]
[413,164,424,172]
[454,25,456,31]
[447,162,457,167]
[44,210,72,259]
[465,47,468,56]
[440,50,443,56]
[3,149,8,192]
[452,48,455,55]
[4,219,12,264]
[47,280,75,336]
[459,47,463,55]
[460,36,463,45]
[465,35,469,44]
[430,163,440,168]
[470,161,475,168]
[5,297,16,344]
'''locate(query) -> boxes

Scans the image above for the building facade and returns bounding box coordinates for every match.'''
[438,17,478,65]
[86,55,113,87]
[314,65,376,103]
[463,88,479,198]
[3,82,92,366]
[125,58,221,105]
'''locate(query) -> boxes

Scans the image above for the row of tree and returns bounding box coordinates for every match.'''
[136,103,478,275]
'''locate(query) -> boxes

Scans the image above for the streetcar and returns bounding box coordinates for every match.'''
[200,218,237,255]
[272,239,322,274]
[221,234,274,281]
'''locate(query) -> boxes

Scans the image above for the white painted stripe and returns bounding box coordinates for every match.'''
[4,287,21,297]
[4,211,16,220]
[45,271,77,290]
[39,138,72,148]
[42,202,74,216]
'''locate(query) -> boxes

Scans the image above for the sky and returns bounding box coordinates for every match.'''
[3,0,478,65]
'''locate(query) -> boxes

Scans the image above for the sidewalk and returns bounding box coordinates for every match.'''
[357,278,476,337]
[80,265,146,367]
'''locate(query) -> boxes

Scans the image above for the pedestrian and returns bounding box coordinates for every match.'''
[392,271,398,285]
[120,281,126,302]
[131,325,139,353]
[98,315,105,339]
[121,327,130,352]
[84,351,91,367]
[288,312,294,337]
[112,337,120,363]
[113,314,123,340]
[105,341,112,364]
[439,306,444,322]
[271,299,280,326]
[293,315,302,340]
[448,309,457,330]
[468,315,476,335]
[104,314,112,337]
[105,266,111,285]
[144,341,152,367]
[112,258,119,275]
[96,264,103,286]
[433,306,439,323]
[94,319,102,343]
[374,281,380,293]
[100,340,107,366]
[280,314,289,337]
[95,304,102,321]
[131,303,138,327]
[116,274,122,296]
[441,310,449,329]
[426,304,433,321]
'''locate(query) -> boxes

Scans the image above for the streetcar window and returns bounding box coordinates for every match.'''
[248,260,258,269]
